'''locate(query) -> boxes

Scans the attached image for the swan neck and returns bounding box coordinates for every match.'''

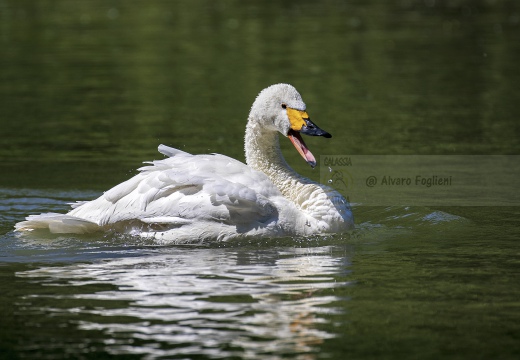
[244,112,353,233]
[244,119,300,190]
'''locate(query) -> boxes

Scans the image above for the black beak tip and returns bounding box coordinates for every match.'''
[301,119,332,138]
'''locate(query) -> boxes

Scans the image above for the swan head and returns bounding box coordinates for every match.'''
[250,83,331,168]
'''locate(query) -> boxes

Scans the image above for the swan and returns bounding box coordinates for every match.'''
[15,84,354,243]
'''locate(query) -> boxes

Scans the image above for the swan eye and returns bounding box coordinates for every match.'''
[281,103,287,109]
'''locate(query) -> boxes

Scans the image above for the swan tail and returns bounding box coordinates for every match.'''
[14,213,101,234]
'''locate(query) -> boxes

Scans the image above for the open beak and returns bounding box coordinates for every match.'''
[286,108,331,168]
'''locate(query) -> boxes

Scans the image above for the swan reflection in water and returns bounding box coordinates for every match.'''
[18,245,350,359]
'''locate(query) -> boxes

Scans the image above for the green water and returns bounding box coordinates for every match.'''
[1,0,519,359]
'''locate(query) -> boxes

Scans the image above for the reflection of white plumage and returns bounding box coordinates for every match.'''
[15,84,353,242]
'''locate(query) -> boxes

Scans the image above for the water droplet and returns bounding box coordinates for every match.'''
[328,167,333,173]
[328,179,333,184]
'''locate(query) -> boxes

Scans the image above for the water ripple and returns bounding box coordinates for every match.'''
[17,247,350,359]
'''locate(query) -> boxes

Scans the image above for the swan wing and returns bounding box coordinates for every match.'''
[67,146,281,231]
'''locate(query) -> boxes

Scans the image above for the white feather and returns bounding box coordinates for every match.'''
[15,84,354,242]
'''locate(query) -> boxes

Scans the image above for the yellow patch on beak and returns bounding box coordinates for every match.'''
[286,108,310,131]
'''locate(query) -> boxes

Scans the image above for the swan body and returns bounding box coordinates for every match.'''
[15,84,353,243]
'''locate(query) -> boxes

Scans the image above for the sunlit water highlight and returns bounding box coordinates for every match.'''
[17,247,346,359]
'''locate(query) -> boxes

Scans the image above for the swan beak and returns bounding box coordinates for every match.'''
[286,108,332,168]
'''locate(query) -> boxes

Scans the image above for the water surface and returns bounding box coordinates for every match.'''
[1,1,519,359]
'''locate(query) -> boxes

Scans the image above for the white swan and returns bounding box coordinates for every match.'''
[15,84,353,243]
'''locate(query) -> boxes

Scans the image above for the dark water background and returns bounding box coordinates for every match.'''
[1,1,519,359]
